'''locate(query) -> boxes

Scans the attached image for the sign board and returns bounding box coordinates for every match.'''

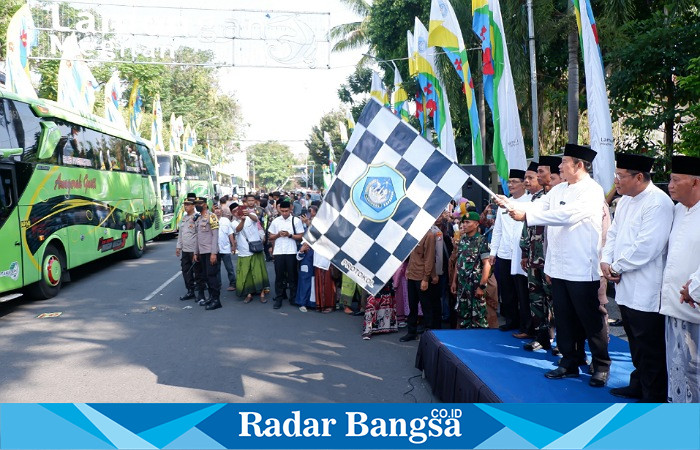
[28,1,331,68]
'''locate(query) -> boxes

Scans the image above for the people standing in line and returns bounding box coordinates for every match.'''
[489,169,532,335]
[601,152,674,402]
[537,156,563,192]
[659,155,700,403]
[400,229,438,342]
[501,144,611,387]
[193,197,222,310]
[451,212,492,329]
[176,194,199,301]
[268,200,304,309]
[213,203,236,292]
[232,202,269,303]
[520,161,553,351]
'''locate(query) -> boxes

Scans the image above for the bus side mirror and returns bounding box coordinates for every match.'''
[0,148,22,158]
[37,121,61,160]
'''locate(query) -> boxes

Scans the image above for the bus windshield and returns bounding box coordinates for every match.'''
[157,155,173,178]
[184,160,211,181]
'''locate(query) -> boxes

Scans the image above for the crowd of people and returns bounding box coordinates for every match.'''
[173,147,700,404]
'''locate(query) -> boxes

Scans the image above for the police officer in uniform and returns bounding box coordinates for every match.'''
[194,196,222,310]
[176,193,199,301]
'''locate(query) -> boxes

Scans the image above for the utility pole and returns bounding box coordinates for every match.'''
[527,0,540,160]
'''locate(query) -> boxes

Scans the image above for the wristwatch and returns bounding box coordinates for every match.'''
[479,283,487,290]
[609,267,621,277]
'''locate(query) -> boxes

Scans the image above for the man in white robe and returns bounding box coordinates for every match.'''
[660,155,700,403]
[601,153,674,402]
[489,169,531,334]
[499,144,611,387]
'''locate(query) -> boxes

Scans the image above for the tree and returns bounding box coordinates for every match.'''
[247,141,295,190]
[678,56,700,157]
[330,0,373,65]
[305,110,346,188]
[606,8,700,162]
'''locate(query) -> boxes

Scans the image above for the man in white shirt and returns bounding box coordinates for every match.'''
[213,204,237,292]
[501,144,610,387]
[601,153,674,401]
[489,169,531,334]
[659,155,700,403]
[269,200,304,309]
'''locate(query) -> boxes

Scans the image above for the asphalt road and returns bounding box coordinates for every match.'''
[0,239,438,403]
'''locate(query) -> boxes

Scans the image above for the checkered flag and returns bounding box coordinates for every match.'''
[305,99,468,296]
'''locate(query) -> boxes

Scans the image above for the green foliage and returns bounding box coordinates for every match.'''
[678,56,700,157]
[329,0,372,53]
[606,8,700,159]
[0,0,24,60]
[247,141,296,190]
[305,110,346,188]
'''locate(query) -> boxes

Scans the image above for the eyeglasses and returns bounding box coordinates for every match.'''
[614,172,635,181]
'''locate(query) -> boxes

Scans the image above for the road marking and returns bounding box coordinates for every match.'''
[142,271,181,302]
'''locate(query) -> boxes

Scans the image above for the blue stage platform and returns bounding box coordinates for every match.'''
[416,329,635,403]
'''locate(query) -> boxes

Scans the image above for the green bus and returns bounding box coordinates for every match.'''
[0,90,161,301]
[156,151,213,235]
[213,168,234,198]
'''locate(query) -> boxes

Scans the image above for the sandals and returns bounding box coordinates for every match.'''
[260,293,267,303]
[243,295,253,304]
[322,307,333,313]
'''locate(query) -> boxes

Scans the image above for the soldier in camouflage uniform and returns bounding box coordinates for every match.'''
[451,212,492,329]
[520,162,553,351]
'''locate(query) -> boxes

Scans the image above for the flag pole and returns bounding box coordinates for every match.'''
[527,0,540,160]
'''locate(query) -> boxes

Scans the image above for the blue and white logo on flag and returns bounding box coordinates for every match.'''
[351,164,406,222]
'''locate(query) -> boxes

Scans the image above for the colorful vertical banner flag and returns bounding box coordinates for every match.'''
[104,72,126,129]
[486,0,527,191]
[57,34,99,115]
[182,124,192,152]
[205,137,211,161]
[345,110,355,133]
[151,94,164,152]
[370,71,390,108]
[168,113,181,152]
[573,0,615,193]
[127,80,143,136]
[322,131,336,190]
[407,30,427,137]
[413,17,457,161]
[428,0,484,164]
[4,4,38,99]
[472,0,494,111]
[338,121,349,143]
[182,124,197,153]
[391,62,410,122]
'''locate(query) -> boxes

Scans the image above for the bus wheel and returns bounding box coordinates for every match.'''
[129,223,145,259]
[27,244,65,299]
